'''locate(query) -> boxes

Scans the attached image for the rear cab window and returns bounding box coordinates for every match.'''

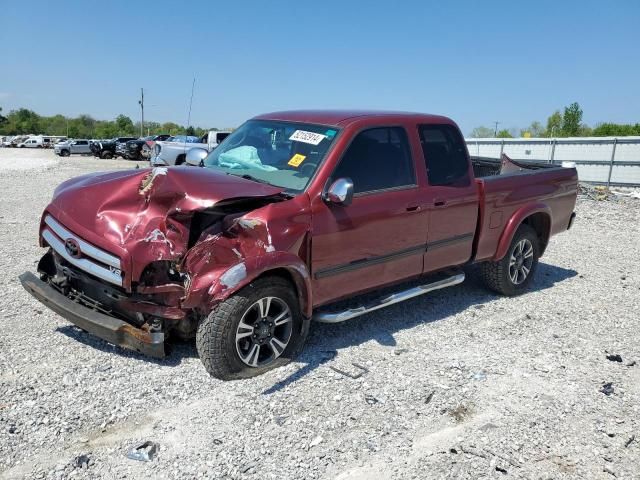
[419,124,470,187]
[332,127,416,194]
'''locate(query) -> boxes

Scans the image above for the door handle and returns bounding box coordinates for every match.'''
[434,199,446,207]
[406,205,421,212]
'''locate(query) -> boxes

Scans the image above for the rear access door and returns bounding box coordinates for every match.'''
[418,124,478,272]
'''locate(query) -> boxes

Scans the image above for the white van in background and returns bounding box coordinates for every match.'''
[17,136,44,148]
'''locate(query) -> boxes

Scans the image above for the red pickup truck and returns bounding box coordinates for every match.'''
[20,111,578,380]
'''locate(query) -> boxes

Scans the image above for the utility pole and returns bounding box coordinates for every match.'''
[138,88,144,137]
[493,121,500,137]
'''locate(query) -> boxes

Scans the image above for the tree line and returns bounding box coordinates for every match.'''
[470,102,640,138]
[0,107,218,139]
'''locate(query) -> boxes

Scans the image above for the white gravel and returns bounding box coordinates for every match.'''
[1,149,639,479]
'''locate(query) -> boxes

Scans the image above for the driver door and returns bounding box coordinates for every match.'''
[310,126,429,306]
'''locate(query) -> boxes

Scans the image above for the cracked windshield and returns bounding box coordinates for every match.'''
[203,120,339,192]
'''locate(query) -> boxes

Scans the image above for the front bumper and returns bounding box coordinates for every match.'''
[19,271,165,358]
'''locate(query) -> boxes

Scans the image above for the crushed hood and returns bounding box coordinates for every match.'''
[48,166,284,267]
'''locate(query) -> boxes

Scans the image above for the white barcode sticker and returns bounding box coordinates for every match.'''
[289,130,326,145]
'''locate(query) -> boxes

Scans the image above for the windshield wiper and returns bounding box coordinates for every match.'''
[239,173,271,185]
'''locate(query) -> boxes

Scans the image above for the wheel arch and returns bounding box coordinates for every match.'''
[493,203,552,261]
[186,254,313,319]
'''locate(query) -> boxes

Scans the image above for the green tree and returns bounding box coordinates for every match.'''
[544,111,563,137]
[520,121,544,137]
[470,126,494,138]
[592,122,640,136]
[66,114,96,138]
[4,108,42,134]
[161,122,184,135]
[94,121,119,139]
[141,121,161,136]
[562,102,582,136]
[115,114,135,135]
[496,129,513,138]
[43,114,69,136]
[0,107,217,137]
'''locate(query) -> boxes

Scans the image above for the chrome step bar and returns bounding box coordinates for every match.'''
[313,273,465,324]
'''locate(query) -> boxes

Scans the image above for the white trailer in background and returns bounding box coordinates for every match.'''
[466,136,640,187]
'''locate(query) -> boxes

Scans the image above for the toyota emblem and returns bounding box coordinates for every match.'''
[64,238,81,258]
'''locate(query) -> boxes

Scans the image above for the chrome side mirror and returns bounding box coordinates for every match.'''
[186,147,209,166]
[325,178,354,206]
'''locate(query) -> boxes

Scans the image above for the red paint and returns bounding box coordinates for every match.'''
[37,110,577,328]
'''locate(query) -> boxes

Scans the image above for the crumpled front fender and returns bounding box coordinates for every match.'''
[182,251,313,318]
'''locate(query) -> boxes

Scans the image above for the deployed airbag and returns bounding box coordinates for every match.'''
[218,146,277,171]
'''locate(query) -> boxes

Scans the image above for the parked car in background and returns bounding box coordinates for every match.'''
[8,135,31,147]
[125,134,171,160]
[43,136,68,148]
[114,137,137,158]
[55,139,91,156]
[19,110,578,380]
[150,131,231,166]
[90,137,137,159]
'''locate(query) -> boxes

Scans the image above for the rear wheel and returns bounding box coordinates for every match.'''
[479,224,539,296]
[196,277,306,380]
[100,151,113,159]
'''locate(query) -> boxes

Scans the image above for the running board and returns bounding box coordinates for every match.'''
[313,273,465,324]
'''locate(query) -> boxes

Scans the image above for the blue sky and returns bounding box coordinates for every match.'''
[1,0,638,134]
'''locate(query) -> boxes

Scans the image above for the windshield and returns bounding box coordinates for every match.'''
[203,120,339,193]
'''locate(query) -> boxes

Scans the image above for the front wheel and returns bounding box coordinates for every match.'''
[60,150,70,157]
[196,277,306,380]
[479,224,540,296]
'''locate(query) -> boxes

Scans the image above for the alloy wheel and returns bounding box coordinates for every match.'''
[235,296,293,367]
[509,239,534,285]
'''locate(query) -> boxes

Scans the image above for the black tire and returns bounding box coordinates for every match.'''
[175,154,186,166]
[479,224,540,296]
[100,151,113,159]
[196,276,307,380]
[60,150,70,157]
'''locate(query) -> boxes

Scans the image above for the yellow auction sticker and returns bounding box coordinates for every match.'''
[288,153,306,167]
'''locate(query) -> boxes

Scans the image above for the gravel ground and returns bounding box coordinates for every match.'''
[1,149,639,480]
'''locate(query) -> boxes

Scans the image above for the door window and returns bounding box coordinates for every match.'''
[332,127,415,194]
[419,125,470,186]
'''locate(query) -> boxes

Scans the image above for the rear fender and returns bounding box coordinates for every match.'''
[493,203,551,261]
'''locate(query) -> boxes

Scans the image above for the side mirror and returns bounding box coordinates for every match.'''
[325,178,354,206]
[186,147,208,166]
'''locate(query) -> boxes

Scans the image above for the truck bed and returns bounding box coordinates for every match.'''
[472,155,578,262]
[471,155,552,178]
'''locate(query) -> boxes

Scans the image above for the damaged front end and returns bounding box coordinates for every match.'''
[21,166,303,358]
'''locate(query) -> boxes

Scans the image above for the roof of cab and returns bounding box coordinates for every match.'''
[253,110,454,128]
